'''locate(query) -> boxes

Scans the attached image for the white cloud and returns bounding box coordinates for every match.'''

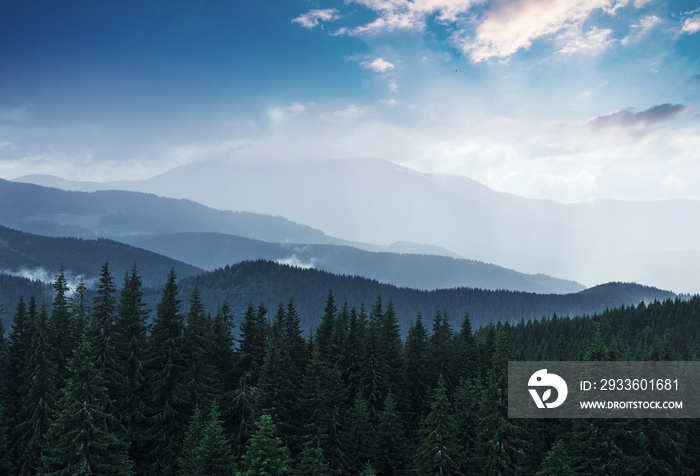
[360,57,396,74]
[347,0,482,34]
[681,13,700,35]
[324,104,368,121]
[276,255,315,269]
[459,0,617,62]
[292,8,342,29]
[557,26,614,56]
[621,14,661,45]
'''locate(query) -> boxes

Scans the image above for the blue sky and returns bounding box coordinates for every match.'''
[1,0,699,202]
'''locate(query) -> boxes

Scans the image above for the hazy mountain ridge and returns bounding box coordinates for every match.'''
[177,259,677,333]
[22,158,698,292]
[127,232,584,293]
[0,225,202,288]
[2,178,583,293]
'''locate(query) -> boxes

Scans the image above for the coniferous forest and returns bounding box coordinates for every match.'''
[0,263,698,475]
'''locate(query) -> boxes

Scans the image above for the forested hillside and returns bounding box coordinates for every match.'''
[0,225,202,286]
[130,232,583,293]
[0,264,697,475]
[177,260,676,333]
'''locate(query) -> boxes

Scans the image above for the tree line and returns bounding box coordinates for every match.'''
[0,263,697,475]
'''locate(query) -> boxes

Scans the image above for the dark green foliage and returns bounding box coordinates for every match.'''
[179,404,237,476]
[536,439,575,476]
[256,302,305,455]
[113,265,151,473]
[50,270,75,385]
[42,336,134,475]
[183,287,218,412]
[15,302,58,475]
[295,442,330,476]
[346,395,375,475]
[475,331,531,475]
[414,375,462,475]
[2,264,699,476]
[375,392,410,475]
[239,413,290,476]
[404,314,430,431]
[144,269,189,475]
[178,405,206,476]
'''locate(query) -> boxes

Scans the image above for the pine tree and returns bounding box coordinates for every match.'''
[346,394,376,475]
[7,297,31,421]
[88,262,124,433]
[50,270,75,386]
[475,331,531,475]
[178,405,206,476]
[316,290,337,358]
[404,313,430,432]
[197,404,237,476]
[236,300,269,386]
[375,391,410,475]
[414,375,462,475]
[429,310,455,390]
[183,287,218,413]
[0,312,14,475]
[15,302,58,476]
[113,265,151,473]
[257,303,304,455]
[42,335,134,475]
[144,268,189,475]
[239,413,290,476]
[454,312,479,382]
[536,438,575,476]
[0,403,13,475]
[298,342,348,474]
[179,404,237,476]
[295,442,330,476]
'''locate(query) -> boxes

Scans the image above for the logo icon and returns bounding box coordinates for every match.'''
[528,369,568,409]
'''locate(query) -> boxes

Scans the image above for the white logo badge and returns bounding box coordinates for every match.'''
[528,369,568,409]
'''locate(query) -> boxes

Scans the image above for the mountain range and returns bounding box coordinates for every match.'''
[0,177,582,294]
[16,157,700,294]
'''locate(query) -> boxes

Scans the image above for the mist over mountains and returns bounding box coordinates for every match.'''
[17,158,700,293]
[0,177,581,294]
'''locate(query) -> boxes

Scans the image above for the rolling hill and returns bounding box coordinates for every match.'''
[0,178,583,293]
[20,158,700,293]
[0,225,202,288]
[127,232,584,293]
[175,260,677,334]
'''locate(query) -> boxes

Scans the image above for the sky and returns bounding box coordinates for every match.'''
[1,0,699,203]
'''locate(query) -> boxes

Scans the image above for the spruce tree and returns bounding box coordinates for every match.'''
[50,270,75,386]
[536,438,575,476]
[42,335,134,475]
[88,262,123,433]
[257,304,303,455]
[346,394,376,475]
[178,405,206,476]
[15,302,58,475]
[475,331,530,475]
[183,287,218,413]
[375,391,410,475]
[239,413,290,476]
[295,442,331,476]
[113,265,151,473]
[196,404,237,476]
[144,268,189,475]
[7,297,30,420]
[298,342,348,474]
[414,375,462,475]
[404,313,430,432]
